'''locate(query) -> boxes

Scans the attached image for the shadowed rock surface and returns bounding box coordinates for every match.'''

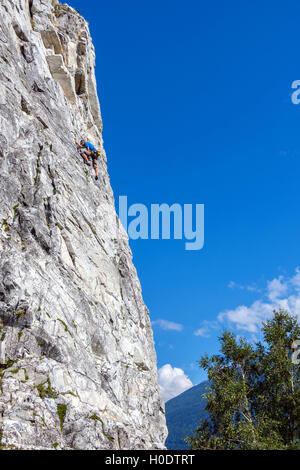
[0,0,167,450]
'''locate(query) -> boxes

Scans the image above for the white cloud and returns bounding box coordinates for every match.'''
[193,320,218,338]
[290,268,300,290]
[228,281,239,289]
[219,269,300,332]
[228,281,260,292]
[158,364,193,402]
[152,319,183,331]
[194,327,210,338]
[267,276,288,302]
[246,285,261,292]
[218,300,274,333]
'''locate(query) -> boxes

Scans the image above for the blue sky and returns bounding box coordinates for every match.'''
[67,0,300,398]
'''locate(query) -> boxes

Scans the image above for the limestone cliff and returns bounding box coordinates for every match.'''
[0,0,167,450]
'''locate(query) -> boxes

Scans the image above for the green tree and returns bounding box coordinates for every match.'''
[186,310,300,450]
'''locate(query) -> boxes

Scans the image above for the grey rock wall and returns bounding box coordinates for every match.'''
[0,0,167,450]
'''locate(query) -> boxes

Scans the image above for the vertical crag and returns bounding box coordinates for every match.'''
[0,0,167,450]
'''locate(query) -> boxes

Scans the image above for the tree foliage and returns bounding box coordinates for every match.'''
[186,310,300,450]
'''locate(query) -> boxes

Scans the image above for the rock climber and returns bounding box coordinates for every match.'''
[76,138,100,180]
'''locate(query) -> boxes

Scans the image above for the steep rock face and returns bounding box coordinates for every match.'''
[0,0,167,450]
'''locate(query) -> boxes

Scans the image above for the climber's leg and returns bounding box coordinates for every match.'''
[80,149,91,166]
[93,157,99,180]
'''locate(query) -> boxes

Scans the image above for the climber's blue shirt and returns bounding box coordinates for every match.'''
[85,141,95,151]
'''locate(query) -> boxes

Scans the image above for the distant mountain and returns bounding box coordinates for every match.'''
[165,381,209,450]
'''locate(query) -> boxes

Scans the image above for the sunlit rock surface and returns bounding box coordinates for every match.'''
[0,0,167,450]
